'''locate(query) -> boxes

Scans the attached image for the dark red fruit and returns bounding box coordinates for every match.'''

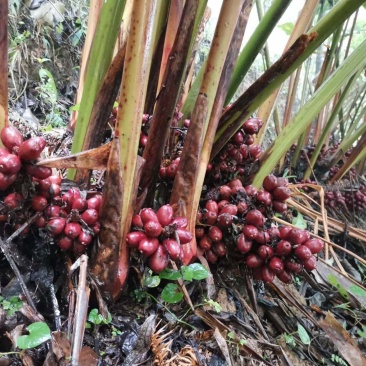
[204,210,218,225]
[244,185,257,197]
[195,226,205,238]
[142,219,161,238]
[205,200,219,214]
[26,165,52,180]
[87,195,102,210]
[157,204,174,226]
[257,245,274,259]
[132,214,143,228]
[78,231,93,246]
[246,254,263,268]
[0,154,21,175]
[219,185,232,199]
[206,249,218,263]
[261,266,275,283]
[140,208,158,224]
[176,228,193,244]
[48,175,62,185]
[263,175,278,192]
[92,222,100,235]
[275,240,292,256]
[285,259,302,273]
[255,231,270,244]
[81,209,99,226]
[18,137,46,161]
[243,118,260,135]
[237,201,248,214]
[245,209,265,227]
[249,144,261,159]
[149,245,169,272]
[304,238,324,254]
[278,226,293,240]
[303,256,317,271]
[1,126,23,151]
[171,216,188,229]
[34,215,47,228]
[31,195,48,211]
[4,193,23,209]
[294,245,312,261]
[64,222,82,239]
[236,234,252,253]
[57,236,73,251]
[49,183,61,197]
[126,231,147,247]
[256,190,272,206]
[219,204,238,216]
[163,239,182,260]
[289,229,309,245]
[216,213,233,228]
[72,197,88,211]
[272,187,291,201]
[47,218,67,237]
[213,241,227,257]
[62,192,74,207]
[268,226,280,239]
[199,236,212,250]
[277,177,288,187]
[268,257,284,274]
[208,226,222,242]
[277,270,292,283]
[243,225,258,239]
[45,205,60,218]
[228,178,243,189]
[38,178,51,191]
[166,163,178,178]
[0,172,17,191]
[272,200,288,213]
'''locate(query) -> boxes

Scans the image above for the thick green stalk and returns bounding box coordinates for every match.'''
[69,0,126,179]
[225,0,292,105]
[252,38,366,187]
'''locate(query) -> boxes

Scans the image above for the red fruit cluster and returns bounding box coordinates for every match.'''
[0,126,50,190]
[209,118,263,181]
[325,186,366,213]
[241,225,323,284]
[126,205,192,273]
[159,157,181,180]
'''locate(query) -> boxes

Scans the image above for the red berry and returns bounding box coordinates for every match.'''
[48,175,62,185]
[64,222,82,239]
[255,231,270,244]
[144,220,162,237]
[176,228,193,244]
[34,215,47,228]
[285,259,302,273]
[163,239,182,260]
[140,208,158,224]
[149,245,169,272]
[18,137,46,161]
[219,204,237,216]
[45,205,60,218]
[243,118,260,135]
[294,245,312,261]
[275,240,292,256]
[219,185,232,199]
[268,257,284,274]
[213,241,227,257]
[208,226,222,242]
[205,200,219,215]
[246,254,263,268]
[171,216,188,229]
[237,234,252,253]
[244,185,257,197]
[245,209,265,227]
[26,165,52,180]
[204,210,218,225]
[157,204,174,226]
[243,225,258,239]
[57,236,73,250]
[303,238,324,254]
[4,193,23,209]
[132,214,143,228]
[257,245,274,259]
[0,154,21,175]
[272,187,291,201]
[256,190,272,206]
[81,209,99,226]
[261,266,275,283]
[216,213,233,228]
[78,231,93,246]
[278,226,293,240]
[195,227,205,238]
[72,197,88,211]
[199,236,212,250]
[47,218,67,237]
[263,175,278,192]
[206,249,218,263]
[303,256,317,271]
[0,172,17,191]
[1,126,23,151]
[272,200,288,213]
[236,201,248,214]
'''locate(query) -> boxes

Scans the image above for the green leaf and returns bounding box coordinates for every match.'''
[181,266,193,281]
[144,275,161,288]
[292,212,307,229]
[348,285,366,297]
[205,299,222,313]
[17,322,51,349]
[278,22,294,35]
[284,333,296,347]
[327,274,349,300]
[161,283,183,304]
[69,103,80,112]
[87,309,111,325]
[297,323,311,345]
[227,331,234,339]
[189,263,209,280]
[158,268,182,280]
[239,339,246,345]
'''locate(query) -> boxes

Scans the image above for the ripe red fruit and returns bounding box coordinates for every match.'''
[263,175,278,192]
[166,163,178,178]
[132,214,143,228]
[236,234,252,253]
[278,226,293,240]
[38,177,51,191]
[92,222,100,235]
[31,195,48,211]
[219,185,232,199]
[218,200,230,211]
[34,215,47,228]
[47,218,67,237]
[261,266,275,283]
[149,245,169,272]
[272,187,291,201]
[268,226,280,239]
[216,213,233,228]
[49,183,61,197]
[157,204,174,226]
[86,195,102,211]
[285,259,302,273]
[45,205,60,218]
[126,231,147,247]
[239,144,249,159]
[0,154,21,175]
[244,185,257,197]
[144,220,162,237]
[243,225,258,239]
[304,238,324,254]
[213,241,227,257]
[140,208,158,224]
[48,175,62,185]
[205,200,219,214]
[64,222,82,239]
[57,236,73,251]
[256,190,272,206]
[195,227,205,238]
[303,256,317,271]
[199,236,212,250]
[171,216,188,229]
[245,209,265,227]
[277,270,292,284]
[18,137,46,161]
[176,228,193,244]
[243,118,260,135]
[208,226,222,242]
[62,192,74,207]
[294,245,312,261]
[277,177,288,187]
[26,165,52,180]
[237,201,248,214]
[249,144,261,159]
[268,257,284,274]
[246,254,263,268]
[4,193,23,209]
[255,231,270,244]
[272,200,288,213]
[219,204,238,216]
[81,209,99,226]
[78,231,93,246]
[233,131,244,145]
[72,197,88,211]
[289,229,309,244]
[205,249,218,263]
[1,126,23,151]
[205,210,218,225]
[275,240,292,256]
[163,239,182,260]
[257,245,274,259]
[0,172,17,191]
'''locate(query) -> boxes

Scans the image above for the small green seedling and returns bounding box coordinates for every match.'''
[17,322,51,350]
[0,296,23,316]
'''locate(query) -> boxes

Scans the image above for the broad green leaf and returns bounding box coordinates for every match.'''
[88,309,104,324]
[181,266,193,281]
[292,212,307,229]
[297,323,311,345]
[189,263,209,280]
[348,285,366,297]
[327,274,349,300]
[144,275,161,288]
[278,22,294,35]
[17,322,51,350]
[161,283,183,303]
[158,268,182,281]
[284,333,296,347]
